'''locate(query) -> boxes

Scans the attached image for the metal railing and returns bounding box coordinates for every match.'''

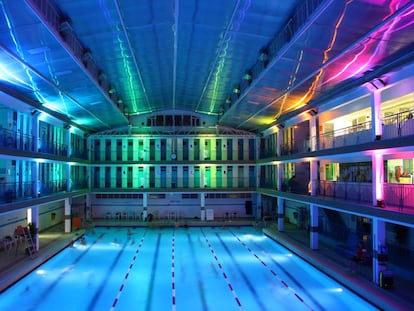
[382,110,414,139]
[384,183,414,210]
[318,180,372,203]
[318,122,372,150]
[0,182,33,203]
[0,128,36,152]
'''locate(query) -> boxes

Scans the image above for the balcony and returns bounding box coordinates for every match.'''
[318,180,372,204]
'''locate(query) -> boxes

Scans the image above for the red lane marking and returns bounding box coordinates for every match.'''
[112,299,118,307]
[295,293,304,302]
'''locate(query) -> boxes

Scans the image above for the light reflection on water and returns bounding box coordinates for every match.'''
[1,226,377,311]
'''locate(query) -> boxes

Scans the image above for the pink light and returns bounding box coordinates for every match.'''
[374,152,384,201]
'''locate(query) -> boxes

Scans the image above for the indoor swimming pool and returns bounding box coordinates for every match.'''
[1,226,378,311]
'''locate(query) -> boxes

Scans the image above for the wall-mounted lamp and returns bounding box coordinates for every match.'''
[277,123,285,129]
[31,110,40,116]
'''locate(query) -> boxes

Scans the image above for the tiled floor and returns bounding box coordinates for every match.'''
[1,219,413,310]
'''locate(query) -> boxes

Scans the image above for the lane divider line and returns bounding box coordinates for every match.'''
[110,233,146,310]
[232,232,314,311]
[201,229,244,311]
[171,231,176,311]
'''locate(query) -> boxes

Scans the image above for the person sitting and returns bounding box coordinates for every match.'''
[288,175,298,193]
[350,243,366,272]
[80,237,87,245]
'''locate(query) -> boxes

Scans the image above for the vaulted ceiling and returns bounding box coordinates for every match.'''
[0,0,413,134]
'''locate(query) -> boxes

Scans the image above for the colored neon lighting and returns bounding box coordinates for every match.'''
[274,49,304,120]
[373,151,384,201]
[298,0,352,106]
[322,1,414,85]
[275,0,351,119]
[100,0,138,113]
[207,0,251,114]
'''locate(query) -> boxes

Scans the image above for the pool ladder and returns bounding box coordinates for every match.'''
[22,227,36,258]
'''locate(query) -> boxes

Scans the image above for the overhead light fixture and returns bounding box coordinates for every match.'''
[27,46,50,55]
[243,72,252,80]
[368,78,386,90]
[233,87,240,94]
[55,70,72,76]
[258,50,268,62]
[308,109,318,116]
[108,87,116,94]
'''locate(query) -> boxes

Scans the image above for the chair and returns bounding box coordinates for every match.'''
[106,212,112,220]
[122,211,128,219]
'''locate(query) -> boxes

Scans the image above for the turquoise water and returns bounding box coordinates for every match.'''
[1,226,377,311]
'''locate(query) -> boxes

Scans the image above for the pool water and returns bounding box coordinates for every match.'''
[1,226,378,311]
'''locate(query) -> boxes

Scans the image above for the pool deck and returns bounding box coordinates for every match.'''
[0,219,413,311]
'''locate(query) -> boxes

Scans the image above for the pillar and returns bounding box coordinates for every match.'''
[276,128,283,156]
[372,151,384,206]
[85,194,91,221]
[200,193,206,221]
[309,204,319,250]
[64,197,71,233]
[32,111,39,153]
[370,88,382,140]
[66,163,71,192]
[277,163,283,191]
[372,218,387,285]
[309,113,318,151]
[28,206,39,251]
[31,162,39,198]
[310,159,318,196]
[277,197,284,232]
[200,192,206,208]
[256,193,262,221]
[142,193,148,221]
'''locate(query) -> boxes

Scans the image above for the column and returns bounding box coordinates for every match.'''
[256,193,262,221]
[309,113,318,151]
[142,193,148,221]
[277,163,283,191]
[372,218,387,285]
[85,194,92,221]
[32,162,39,198]
[309,204,319,250]
[372,151,384,206]
[277,197,284,232]
[66,126,71,157]
[309,159,318,196]
[370,88,382,140]
[276,127,283,156]
[66,163,70,192]
[28,206,39,251]
[64,197,71,233]
[32,111,39,152]
[200,193,206,221]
